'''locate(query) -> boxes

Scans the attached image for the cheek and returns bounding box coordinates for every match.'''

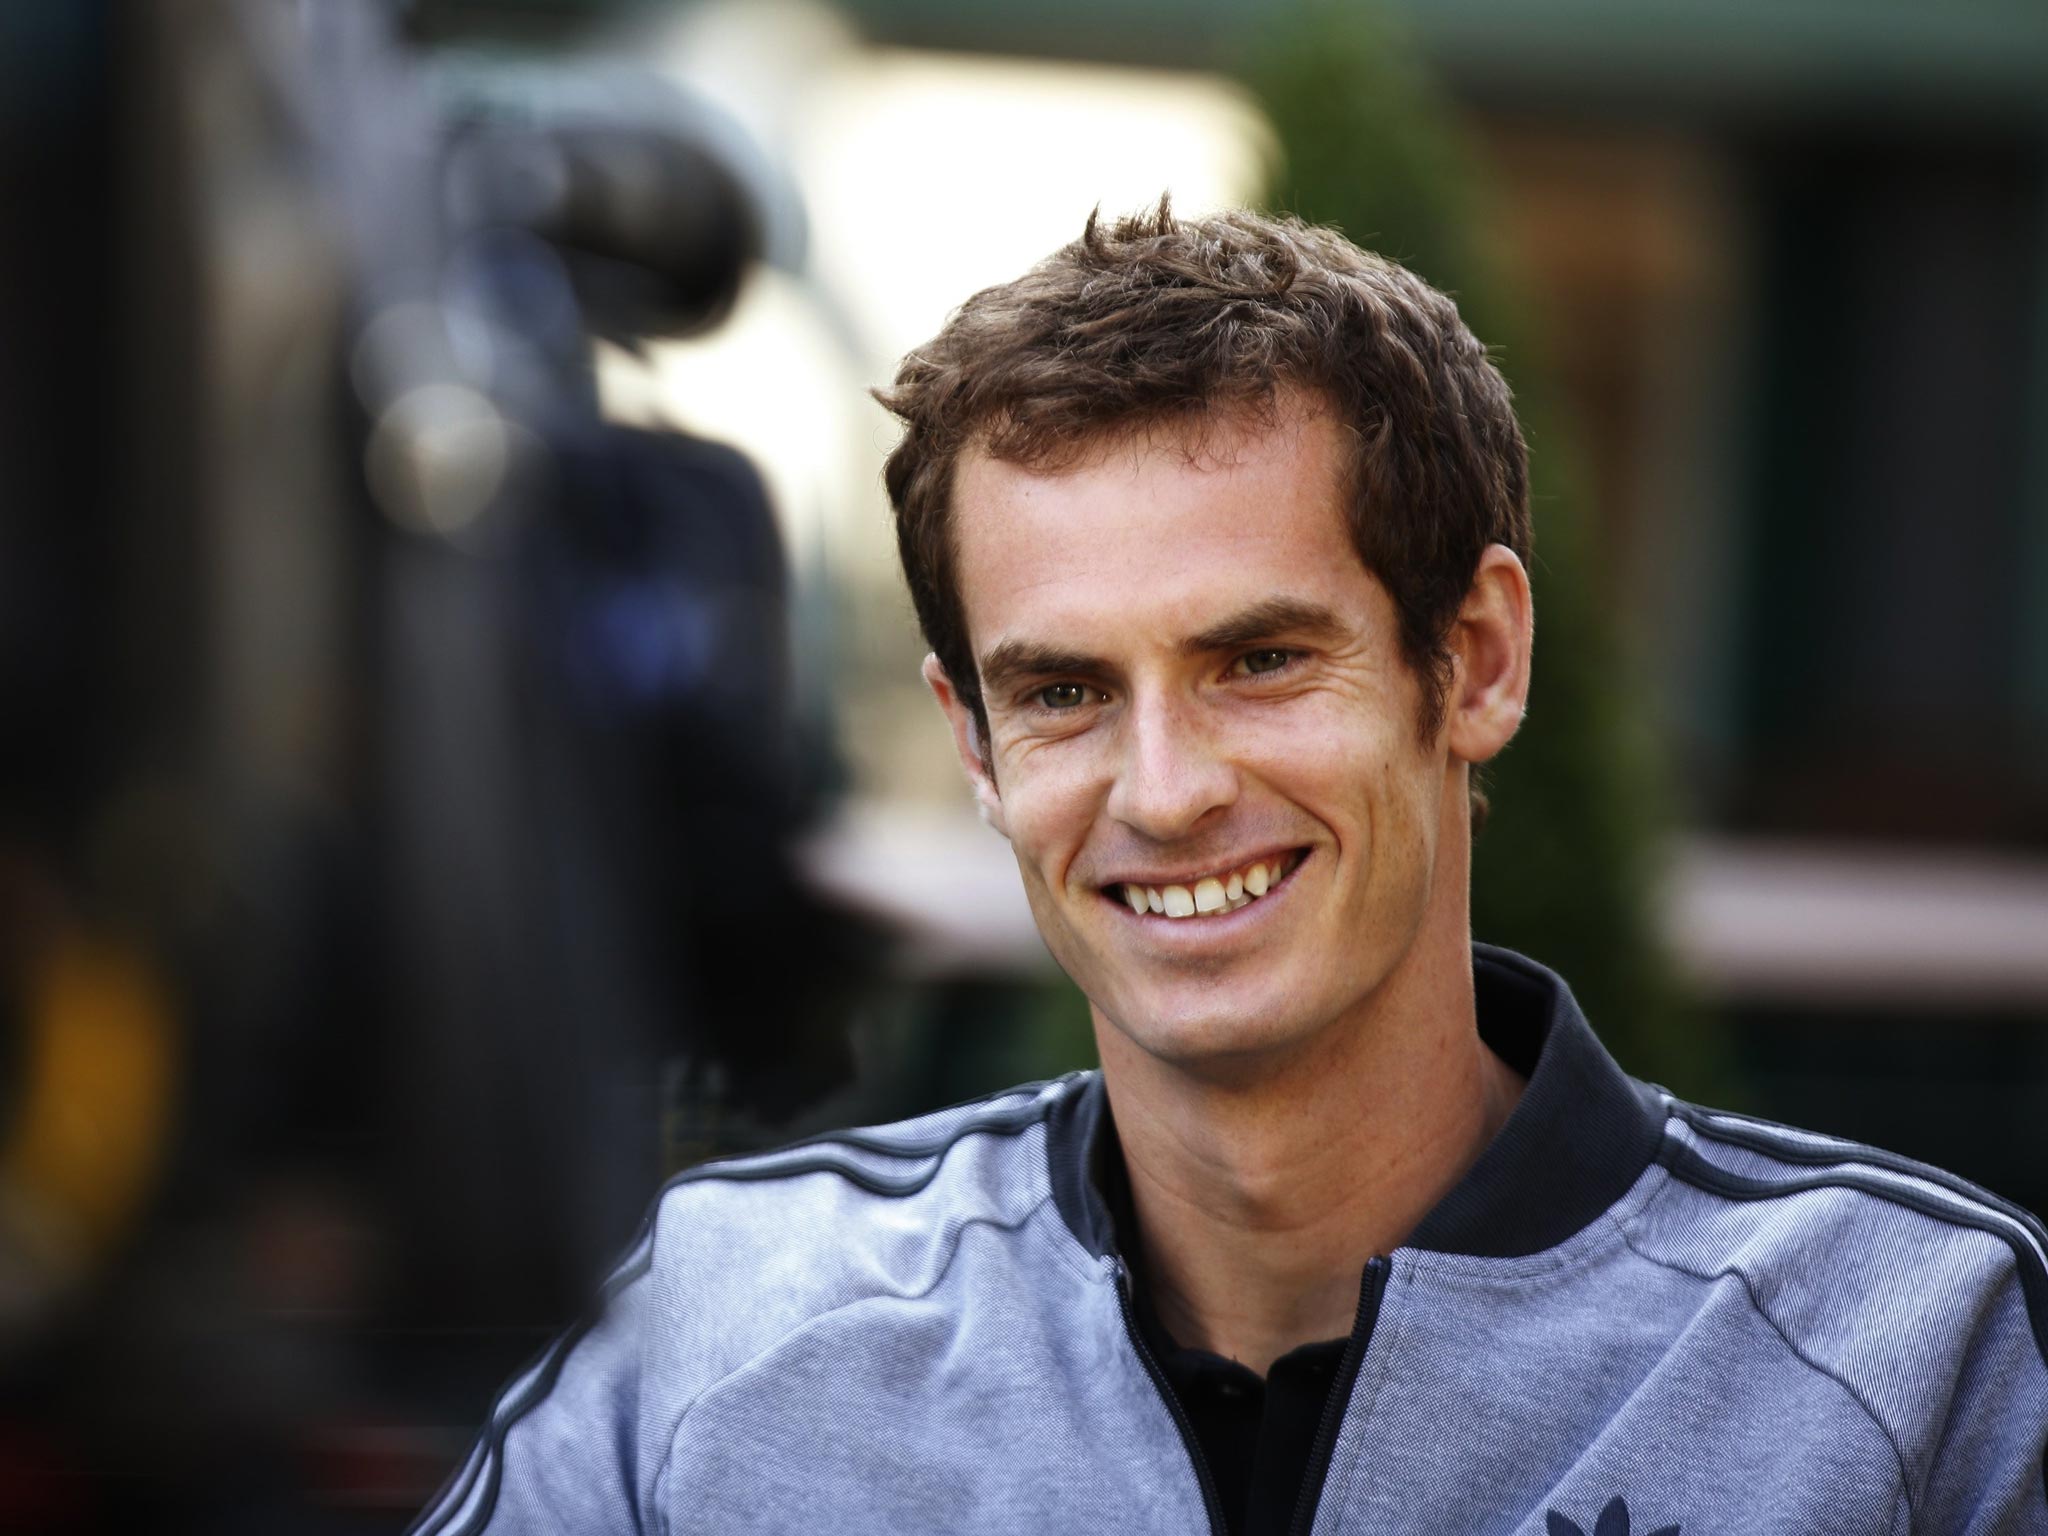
[1359,746,1444,911]
[997,752,1106,889]
[1237,706,1439,895]
[1239,700,1403,811]
[1377,758,1438,854]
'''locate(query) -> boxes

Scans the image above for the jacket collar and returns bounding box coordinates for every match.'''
[1045,943,1668,1262]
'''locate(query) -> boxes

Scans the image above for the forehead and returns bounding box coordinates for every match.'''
[949,403,1365,660]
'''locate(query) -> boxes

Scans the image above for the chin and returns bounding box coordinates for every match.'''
[1093,985,1331,1077]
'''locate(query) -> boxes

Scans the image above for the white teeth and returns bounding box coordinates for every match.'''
[1119,855,1293,918]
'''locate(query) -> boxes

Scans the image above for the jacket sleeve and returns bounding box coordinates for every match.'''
[405,1230,661,1536]
[1915,1255,2048,1534]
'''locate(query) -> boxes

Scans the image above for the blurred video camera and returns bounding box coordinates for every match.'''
[0,0,868,1372]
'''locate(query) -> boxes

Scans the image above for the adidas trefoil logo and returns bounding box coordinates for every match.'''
[1547,1495,1679,1536]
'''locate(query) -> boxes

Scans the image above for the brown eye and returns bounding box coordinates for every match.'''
[1038,682,1089,709]
[1241,649,1293,675]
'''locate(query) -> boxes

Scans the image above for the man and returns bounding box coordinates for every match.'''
[411,205,2047,1535]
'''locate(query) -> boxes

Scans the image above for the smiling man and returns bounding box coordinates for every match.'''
[921,388,1533,1397]
[412,206,2047,1536]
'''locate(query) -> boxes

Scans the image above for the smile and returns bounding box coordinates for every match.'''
[1105,850,1307,920]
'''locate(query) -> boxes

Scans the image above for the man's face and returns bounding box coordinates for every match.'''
[939,402,1460,1073]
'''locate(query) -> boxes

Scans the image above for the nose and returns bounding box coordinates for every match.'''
[1105,691,1239,842]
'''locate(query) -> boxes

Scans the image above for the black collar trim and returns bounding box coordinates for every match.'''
[1045,944,1669,1262]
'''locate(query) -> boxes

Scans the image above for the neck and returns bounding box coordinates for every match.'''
[1097,922,1523,1377]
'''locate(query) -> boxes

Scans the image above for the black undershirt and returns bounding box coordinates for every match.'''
[1129,1288,1349,1536]
[1102,1146,1351,1535]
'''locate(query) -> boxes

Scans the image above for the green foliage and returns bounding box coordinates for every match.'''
[1239,0,1712,1092]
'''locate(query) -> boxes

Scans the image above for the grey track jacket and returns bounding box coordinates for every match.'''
[409,946,2048,1534]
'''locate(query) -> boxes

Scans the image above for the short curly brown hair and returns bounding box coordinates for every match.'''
[875,198,1530,751]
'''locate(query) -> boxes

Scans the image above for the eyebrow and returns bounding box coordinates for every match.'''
[977,597,1345,698]
[1179,597,1346,655]
[977,641,1109,698]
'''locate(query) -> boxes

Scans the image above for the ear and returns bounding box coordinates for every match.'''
[922,653,1009,838]
[1443,544,1534,766]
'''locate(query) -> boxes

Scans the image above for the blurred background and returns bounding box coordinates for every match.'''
[2,0,2045,1527]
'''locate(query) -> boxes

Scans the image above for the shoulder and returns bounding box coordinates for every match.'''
[627,1074,1083,1398]
[403,1079,1090,1536]
[1637,1098,2045,1353]
[1627,1096,2048,1503]
[650,1073,1073,1249]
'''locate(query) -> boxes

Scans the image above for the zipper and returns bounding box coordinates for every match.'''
[1286,1255,1391,1536]
[1113,1256,1227,1536]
